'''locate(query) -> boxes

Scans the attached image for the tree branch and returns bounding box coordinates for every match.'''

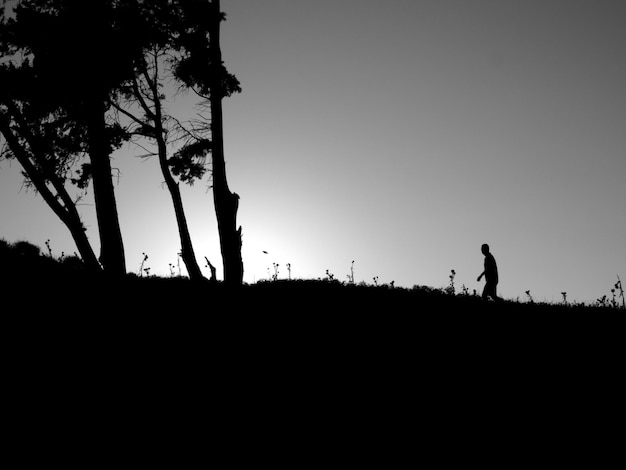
[109,99,147,128]
[131,75,156,121]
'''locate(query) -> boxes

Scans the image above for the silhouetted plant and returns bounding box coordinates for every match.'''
[373,276,379,287]
[325,270,336,282]
[460,284,474,297]
[139,252,149,277]
[561,292,568,305]
[444,269,456,295]
[616,276,625,309]
[608,276,625,309]
[272,263,280,281]
[287,263,291,281]
[347,260,355,285]
[592,277,625,309]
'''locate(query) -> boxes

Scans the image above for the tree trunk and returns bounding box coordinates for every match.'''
[209,0,243,285]
[86,99,126,276]
[138,59,206,281]
[154,118,204,281]
[0,113,101,273]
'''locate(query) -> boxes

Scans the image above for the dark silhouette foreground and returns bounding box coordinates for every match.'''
[2,239,617,316]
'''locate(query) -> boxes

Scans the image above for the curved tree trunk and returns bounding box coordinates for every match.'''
[143,63,205,281]
[0,113,101,273]
[154,119,204,281]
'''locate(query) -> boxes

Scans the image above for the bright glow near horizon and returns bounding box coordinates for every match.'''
[1,0,625,304]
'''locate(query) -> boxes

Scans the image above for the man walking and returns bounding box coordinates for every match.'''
[477,244,502,301]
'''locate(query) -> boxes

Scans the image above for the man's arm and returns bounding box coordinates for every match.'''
[477,271,484,282]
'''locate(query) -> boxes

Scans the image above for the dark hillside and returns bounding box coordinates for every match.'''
[2,239,621,317]
[2,240,621,466]
[2,238,621,362]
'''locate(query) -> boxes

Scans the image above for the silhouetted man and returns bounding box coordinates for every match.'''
[477,244,502,301]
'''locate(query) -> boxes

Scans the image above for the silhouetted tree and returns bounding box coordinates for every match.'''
[0,0,145,276]
[0,108,102,273]
[207,0,244,285]
[1,0,243,282]
[0,6,102,272]
[120,0,242,284]
[107,1,215,282]
[111,50,206,281]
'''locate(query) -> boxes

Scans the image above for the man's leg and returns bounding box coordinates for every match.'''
[482,284,490,300]
[492,282,503,302]
[484,282,497,300]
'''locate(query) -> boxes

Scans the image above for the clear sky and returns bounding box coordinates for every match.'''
[1,0,625,304]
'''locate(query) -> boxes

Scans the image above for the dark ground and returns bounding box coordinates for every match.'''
[2,242,622,464]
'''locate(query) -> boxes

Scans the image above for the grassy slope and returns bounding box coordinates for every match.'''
[2,238,621,315]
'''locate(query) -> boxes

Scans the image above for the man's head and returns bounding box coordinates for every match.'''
[481,244,490,255]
